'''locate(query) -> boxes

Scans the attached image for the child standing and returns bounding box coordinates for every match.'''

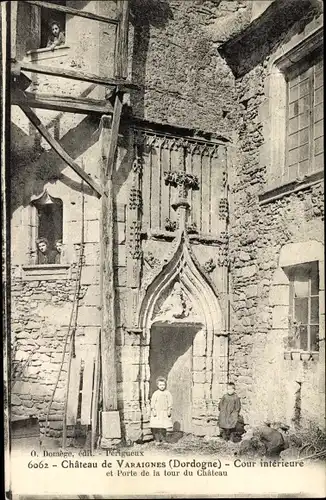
[218,382,241,441]
[150,376,173,445]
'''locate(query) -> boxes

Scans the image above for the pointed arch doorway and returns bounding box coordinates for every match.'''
[137,230,228,439]
[149,322,202,434]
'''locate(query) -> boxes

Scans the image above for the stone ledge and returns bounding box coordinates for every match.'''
[143,229,226,245]
[284,351,319,362]
[21,264,72,281]
[259,170,324,205]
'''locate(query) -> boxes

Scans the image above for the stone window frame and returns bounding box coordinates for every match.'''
[261,22,323,198]
[270,241,324,362]
[20,189,74,280]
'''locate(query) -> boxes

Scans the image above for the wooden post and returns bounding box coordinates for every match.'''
[99,109,124,443]
[100,115,117,413]
[115,1,130,79]
[98,0,129,446]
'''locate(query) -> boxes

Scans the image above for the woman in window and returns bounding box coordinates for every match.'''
[36,238,57,264]
[46,21,65,50]
[54,239,65,264]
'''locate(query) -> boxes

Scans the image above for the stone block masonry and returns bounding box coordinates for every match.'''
[226,10,324,428]
[11,273,101,437]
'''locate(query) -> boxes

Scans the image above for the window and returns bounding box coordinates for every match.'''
[285,50,324,182]
[32,190,63,264]
[261,24,323,194]
[40,0,66,49]
[288,261,319,352]
[28,0,66,50]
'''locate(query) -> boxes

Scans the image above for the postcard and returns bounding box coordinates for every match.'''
[2,0,325,498]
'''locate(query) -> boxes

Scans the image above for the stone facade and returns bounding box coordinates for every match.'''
[223,1,324,428]
[10,0,324,446]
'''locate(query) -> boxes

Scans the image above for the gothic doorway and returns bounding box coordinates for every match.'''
[149,324,200,434]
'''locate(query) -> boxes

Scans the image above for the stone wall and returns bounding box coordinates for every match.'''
[10,0,324,443]
[11,275,100,438]
[226,6,325,429]
[129,0,246,135]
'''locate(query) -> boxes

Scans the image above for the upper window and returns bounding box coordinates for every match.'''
[262,23,323,193]
[32,191,63,264]
[40,0,66,49]
[285,50,324,182]
[27,0,67,51]
[288,261,319,352]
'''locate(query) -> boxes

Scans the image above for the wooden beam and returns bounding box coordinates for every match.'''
[13,61,139,90]
[115,1,130,79]
[25,1,120,25]
[19,103,103,197]
[100,115,118,411]
[12,90,114,115]
[105,92,124,178]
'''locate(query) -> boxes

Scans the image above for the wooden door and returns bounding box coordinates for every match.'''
[149,325,198,434]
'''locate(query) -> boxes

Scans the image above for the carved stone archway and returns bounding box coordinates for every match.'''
[137,225,228,436]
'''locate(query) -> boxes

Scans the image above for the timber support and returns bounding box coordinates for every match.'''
[10,0,132,446]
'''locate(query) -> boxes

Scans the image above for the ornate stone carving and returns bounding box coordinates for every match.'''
[203,258,216,273]
[129,187,142,210]
[187,221,198,234]
[216,232,229,267]
[164,171,199,193]
[218,245,229,267]
[129,221,142,259]
[164,218,198,234]
[165,217,178,232]
[219,198,228,220]
[144,251,160,268]
[132,149,143,175]
[154,282,191,321]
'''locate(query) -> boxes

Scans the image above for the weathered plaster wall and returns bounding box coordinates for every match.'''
[129,0,247,135]
[227,7,324,429]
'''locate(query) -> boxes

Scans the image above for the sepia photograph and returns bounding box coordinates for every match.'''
[1,0,325,498]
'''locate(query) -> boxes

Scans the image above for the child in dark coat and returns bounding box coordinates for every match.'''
[218,382,241,441]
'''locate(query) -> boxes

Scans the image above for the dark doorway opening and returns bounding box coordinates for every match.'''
[149,324,201,436]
